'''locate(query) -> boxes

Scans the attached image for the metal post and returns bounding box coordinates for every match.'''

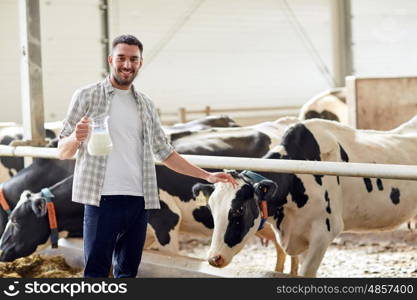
[346,75,358,128]
[16,0,46,151]
[100,0,110,77]
[330,0,353,87]
[179,107,187,123]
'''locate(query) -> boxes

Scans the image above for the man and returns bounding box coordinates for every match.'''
[58,34,237,278]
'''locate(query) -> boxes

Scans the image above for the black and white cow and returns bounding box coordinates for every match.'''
[298,87,347,124]
[0,117,299,273]
[299,89,417,231]
[0,176,83,262]
[149,117,299,273]
[203,116,417,277]
[0,145,75,236]
[164,115,239,138]
[149,117,298,251]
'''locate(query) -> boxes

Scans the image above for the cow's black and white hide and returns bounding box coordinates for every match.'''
[148,117,299,273]
[298,87,347,124]
[164,115,240,139]
[206,116,417,277]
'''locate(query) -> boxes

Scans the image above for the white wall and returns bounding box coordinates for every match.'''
[110,0,333,112]
[351,0,417,76]
[0,0,21,123]
[0,0,103,123]
[1,0,416,123]
[40,0,104,120]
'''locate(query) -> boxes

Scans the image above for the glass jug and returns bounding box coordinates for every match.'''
[87,116,113,156]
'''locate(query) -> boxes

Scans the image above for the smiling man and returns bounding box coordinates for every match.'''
[58,34,237,278]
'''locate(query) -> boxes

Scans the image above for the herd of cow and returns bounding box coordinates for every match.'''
[0,87,416,277]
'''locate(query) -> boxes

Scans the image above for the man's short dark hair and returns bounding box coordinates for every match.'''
[111,34,143,56]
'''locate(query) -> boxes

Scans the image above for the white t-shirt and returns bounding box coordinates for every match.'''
[101,88,144,196]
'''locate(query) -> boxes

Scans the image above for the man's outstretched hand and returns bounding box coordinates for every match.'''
[206,172,238,188]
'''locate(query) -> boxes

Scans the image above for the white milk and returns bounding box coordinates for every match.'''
[87,131,113,156]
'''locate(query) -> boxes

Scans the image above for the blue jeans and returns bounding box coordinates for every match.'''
[83,195,148,278]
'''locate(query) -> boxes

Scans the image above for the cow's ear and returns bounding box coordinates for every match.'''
[254,180,277,202]
[192,183,215,205]
[31,197,47,217]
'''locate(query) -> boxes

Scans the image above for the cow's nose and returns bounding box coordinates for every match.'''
[208,255,224,267]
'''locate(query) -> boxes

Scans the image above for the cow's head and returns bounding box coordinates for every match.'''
[194,171,278,268]
[0,191,50,262]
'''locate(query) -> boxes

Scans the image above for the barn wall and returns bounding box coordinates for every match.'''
[39,0,103,121]
[0,0,416,124]
[109,0,332,113]
[0,0,21,123]
[0,0,333,123]
[351,0,417,76]
[0,0,103,123]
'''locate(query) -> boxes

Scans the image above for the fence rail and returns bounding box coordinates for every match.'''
[1,145,417,181]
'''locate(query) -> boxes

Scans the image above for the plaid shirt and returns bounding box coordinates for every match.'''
[59,77,174,209]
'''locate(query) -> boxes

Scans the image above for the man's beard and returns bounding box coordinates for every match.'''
[112,68,138,86]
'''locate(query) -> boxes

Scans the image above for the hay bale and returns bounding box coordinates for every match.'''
[0,254,82,278]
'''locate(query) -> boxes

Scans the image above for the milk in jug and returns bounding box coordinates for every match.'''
[87,116,113,156]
